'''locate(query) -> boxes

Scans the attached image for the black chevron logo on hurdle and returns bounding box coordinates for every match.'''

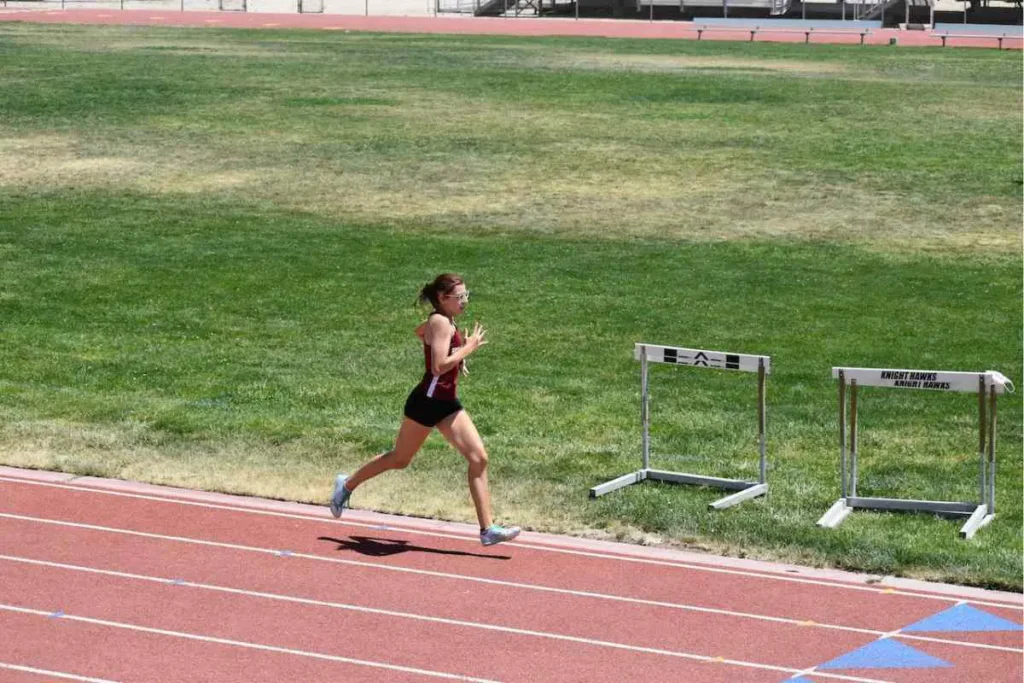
[660,348,740,369]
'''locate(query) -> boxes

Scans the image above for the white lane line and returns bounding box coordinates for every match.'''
[2,476,1017,609]
[0,564,895,683]
[0,604,499,683]
[0,662,118,683]
[1,515,1018,654]
[898,632,1019,653]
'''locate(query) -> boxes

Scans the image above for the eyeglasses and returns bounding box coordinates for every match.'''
[444,291,471,303]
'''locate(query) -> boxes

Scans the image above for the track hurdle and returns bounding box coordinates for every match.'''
[817,367,1014,539]
[589,343,770,510]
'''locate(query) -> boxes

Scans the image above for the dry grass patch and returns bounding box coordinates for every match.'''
[2,131,1017,253]
[0,25,317,60]
[0,134,145,187]
[0,418,580,532]
[0,133,261,194]
[560,52,850,76]
[917,97,1024,122]
[138,169,261,194]
[0,419,355,504]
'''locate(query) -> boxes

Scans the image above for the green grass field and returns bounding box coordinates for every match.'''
[1,23,1021,589]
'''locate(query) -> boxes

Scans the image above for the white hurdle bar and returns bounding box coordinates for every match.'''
[589,344,770,510]
[817,367,1014,539]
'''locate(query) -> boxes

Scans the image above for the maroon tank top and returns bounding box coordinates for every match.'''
[417,313,463,401]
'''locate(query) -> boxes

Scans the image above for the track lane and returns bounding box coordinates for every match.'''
[1,478,1016,638]
[0,562,852,683]
[1,475,1019,682]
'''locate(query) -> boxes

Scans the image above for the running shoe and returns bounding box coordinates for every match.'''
[480,524,520,547]
[329,474,352,518]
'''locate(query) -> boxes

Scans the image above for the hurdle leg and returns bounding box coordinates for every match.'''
[849,379,858,497]
[590,471,647,498]
[591,347,652,498]
[820,372,852,528]
[757,359,767,485]
[641,347,650,470]
[988,384,997,514]
[978,376,987,509]
[961,382,999,538]
[839,371,847,499]
[710,483,768,510]
[960,504,993,538]
[818,499,852,527]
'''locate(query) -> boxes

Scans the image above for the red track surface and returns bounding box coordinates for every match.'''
[0,468,1020,682]
[0,8,1020,49]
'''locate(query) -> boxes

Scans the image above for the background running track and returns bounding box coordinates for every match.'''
[0,9,1021,49]
[0,466,1021,682]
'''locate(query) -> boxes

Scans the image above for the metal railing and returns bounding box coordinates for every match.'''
[435,0,569,15]
[435,0,479,11]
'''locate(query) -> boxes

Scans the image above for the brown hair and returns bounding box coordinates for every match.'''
[418,273,463,311]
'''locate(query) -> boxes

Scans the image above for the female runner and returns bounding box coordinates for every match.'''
[330,274,520,547]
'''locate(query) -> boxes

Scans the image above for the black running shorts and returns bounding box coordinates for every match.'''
[403,389,463,428]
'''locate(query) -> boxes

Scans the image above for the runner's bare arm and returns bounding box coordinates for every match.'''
[426,316,485,376]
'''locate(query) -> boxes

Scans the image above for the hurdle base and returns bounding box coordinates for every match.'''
[817,497,993,538]
[709,483,768,510]
[816,499,852,528]
[589,468,767,509]
[848,497,979,517]
[588,471,646,498]
[959,505,994,540]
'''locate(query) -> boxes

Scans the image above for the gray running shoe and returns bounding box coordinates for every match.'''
[329,474,352,518]
[480,524,520,547]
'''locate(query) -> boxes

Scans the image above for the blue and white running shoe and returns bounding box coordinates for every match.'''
[480,524,520,547]
[329,474,352,518]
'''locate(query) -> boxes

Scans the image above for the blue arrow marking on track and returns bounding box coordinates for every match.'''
[902,604,1023,633]
[818,639,952,669]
